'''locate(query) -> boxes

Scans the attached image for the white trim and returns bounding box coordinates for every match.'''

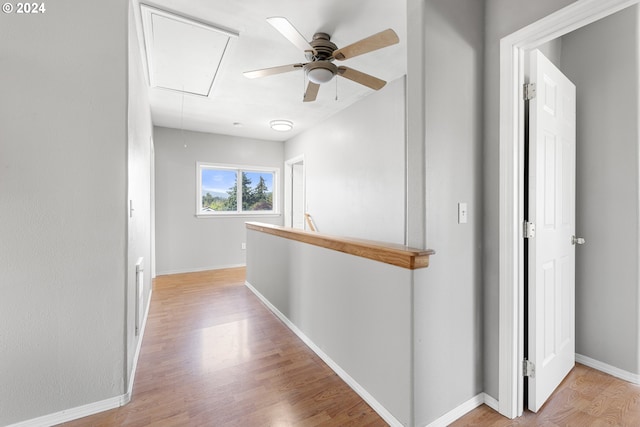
[6,394,129,427]
[7,290,153,427]
[424,393,486,427]
[283,155,305,229]
[484,393,500,413]
[245,280,404,427]
[498,0,640,419]
[576,354,640,385]
[284,154,305,165]
[195,213,281,219]
[156,263,245,276]
[127,288,153,397]
[498,29,526,421]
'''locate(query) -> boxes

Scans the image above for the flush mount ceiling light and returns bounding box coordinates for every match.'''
[270,120,293,132]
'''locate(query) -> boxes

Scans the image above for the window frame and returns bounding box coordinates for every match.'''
[196,162,280,217]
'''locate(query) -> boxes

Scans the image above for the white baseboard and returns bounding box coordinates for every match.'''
[7,393,129,427]
[576,353,640,385]
[483,392,500,412]
[245,280,404,427]
[424,393,488,427]
[7,290,153,427]
[156,263,245,276]
[127,288,153,397]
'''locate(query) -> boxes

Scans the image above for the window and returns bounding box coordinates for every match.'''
[197,163,278,216]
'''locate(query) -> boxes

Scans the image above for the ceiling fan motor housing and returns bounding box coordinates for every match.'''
[309,32,337,60]
[304,33,338,84]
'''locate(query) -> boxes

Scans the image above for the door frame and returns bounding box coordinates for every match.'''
[497,0,638,419]
[284,154,305,228]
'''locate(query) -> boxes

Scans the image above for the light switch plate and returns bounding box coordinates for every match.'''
[458,203,468,224]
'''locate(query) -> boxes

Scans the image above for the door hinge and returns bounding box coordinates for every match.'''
[523,359,536,378]
[524,83,536,101]
[524,221,536,238]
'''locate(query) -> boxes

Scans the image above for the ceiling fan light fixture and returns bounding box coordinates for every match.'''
[307,67,334,84]
[270,120,293,132]
[304,61,337,85]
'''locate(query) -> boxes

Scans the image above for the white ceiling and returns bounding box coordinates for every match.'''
[131,0,407,141]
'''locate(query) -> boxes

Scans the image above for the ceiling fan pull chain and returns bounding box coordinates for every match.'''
[303,71,306,101]
[335,76,338,101]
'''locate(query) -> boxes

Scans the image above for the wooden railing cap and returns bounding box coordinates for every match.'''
[246,222,434,270]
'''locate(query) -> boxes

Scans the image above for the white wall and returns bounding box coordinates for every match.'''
[483,0,579,400]
[284,78,406,245]
[560,6,640,375]
[0,0,129,424]
[412,1,485,424]
[127,1,154,385]
[154,127,283,274]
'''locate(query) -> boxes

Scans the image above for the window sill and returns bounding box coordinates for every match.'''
[196,213,281,219]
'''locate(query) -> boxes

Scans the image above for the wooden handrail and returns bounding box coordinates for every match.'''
[246,222,434,270]
[304,213,317,232]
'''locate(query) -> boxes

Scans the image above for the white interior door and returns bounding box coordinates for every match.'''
[527,49,576,412]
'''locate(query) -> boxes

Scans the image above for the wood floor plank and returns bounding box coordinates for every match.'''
[58,268,387,427]
[451,363,640,426]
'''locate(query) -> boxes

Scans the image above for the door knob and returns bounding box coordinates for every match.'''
[571,235,586,245]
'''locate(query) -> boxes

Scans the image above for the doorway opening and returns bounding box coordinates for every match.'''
[284,155,306,229]
[497,0,638,419]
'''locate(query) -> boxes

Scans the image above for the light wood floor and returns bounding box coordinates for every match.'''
[56,267,640,426]
[451,363,640,426]
[59,268,387,426]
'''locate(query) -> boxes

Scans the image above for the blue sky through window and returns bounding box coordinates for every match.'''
[201,169,274,199]
[201,169,236,199]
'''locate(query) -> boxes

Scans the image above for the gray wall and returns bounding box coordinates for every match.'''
[536,38,563,68]
[412,1,485,424]
[127,2,154,384]
[0,0,129,424]
[284,78,406,245]
[282,3,486,423]
[560,6,640,375]
[483,0,579,400]
[154,127,283,274]
[246,229,413,426]
[281,3,486,421]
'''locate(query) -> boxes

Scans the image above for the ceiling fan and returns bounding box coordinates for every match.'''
[243,17,399,102]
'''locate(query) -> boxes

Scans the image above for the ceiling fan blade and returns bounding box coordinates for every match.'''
[243,63,304,79]
[267,17,317,55]
[337,66,386,90]
[303,82,320,102]
[333,29,399,61]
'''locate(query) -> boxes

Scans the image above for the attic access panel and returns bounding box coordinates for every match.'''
[140,5,238,97]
